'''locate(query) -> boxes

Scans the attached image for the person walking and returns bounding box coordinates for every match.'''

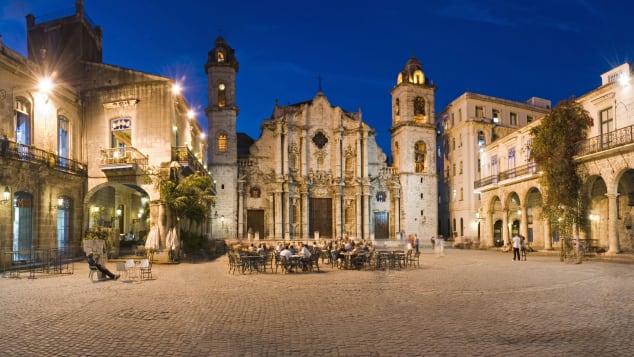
[520,236,527,261]
[512,234,522,261]
[435,236,444,257]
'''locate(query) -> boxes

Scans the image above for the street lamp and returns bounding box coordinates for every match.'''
[1,186,10,205]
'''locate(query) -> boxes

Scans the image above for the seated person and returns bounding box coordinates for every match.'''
[279,246,293,272]
[299,243,312,271]
[87,253,119,280]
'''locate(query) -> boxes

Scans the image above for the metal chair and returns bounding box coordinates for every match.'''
[115,262,127,280]
[88,265,100,281]
[139,259,152,280]
[125,259,137,280]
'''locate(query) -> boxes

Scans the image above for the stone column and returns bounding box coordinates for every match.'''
[520,205,529,240]
[543,218,552,250]
[486,209,494,248]
[502,210,509,246]
[606,192,620,254]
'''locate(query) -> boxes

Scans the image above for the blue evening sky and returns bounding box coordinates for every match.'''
[2,0,634,154]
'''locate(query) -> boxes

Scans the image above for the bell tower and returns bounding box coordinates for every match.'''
[390,57,438,240]
[205,37,239,239]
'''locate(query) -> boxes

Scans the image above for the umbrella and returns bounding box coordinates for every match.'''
[166,227,178,251]
[145,226,160,251]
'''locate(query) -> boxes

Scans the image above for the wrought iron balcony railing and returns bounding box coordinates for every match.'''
[575,124,634,156]
[100,147,148,169]
[474,163,539,189]
[1,138,87,176]
[171,146,206,175]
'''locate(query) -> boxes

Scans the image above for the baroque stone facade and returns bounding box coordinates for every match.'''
[206,40,438,241]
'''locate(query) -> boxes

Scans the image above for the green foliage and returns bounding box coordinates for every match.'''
[529,98,593,234]
[180,230,208,254]
[148,166,215,226]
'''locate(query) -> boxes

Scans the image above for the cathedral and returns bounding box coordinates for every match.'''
[206,38,438,242]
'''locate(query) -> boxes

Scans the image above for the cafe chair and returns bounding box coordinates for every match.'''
[88,265,100,281]
[115,262,127,280]
[125,259,137,280]
[139,259,152,280]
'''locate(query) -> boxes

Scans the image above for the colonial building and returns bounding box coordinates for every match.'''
[206,39,438,242]
[0,1,208,267]
[477,63,634,254]
[436,93,551,243]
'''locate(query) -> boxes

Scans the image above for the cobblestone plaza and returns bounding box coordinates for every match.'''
[1,249,632,356]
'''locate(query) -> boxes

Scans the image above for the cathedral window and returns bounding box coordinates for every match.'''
[218,82,226,107]
[217,133,227,153]
[414,97,425,116]
[414,141,426,173]
[394,98,400,118]
[250,187,261,198]
[312,131,328,149]
[217,50,225,63]
[376,191,386,202]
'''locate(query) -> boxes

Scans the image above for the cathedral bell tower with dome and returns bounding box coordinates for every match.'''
[390,57,438,240]
[205,37,239,239]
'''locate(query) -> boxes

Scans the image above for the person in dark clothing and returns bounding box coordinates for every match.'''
[87,253,119,280]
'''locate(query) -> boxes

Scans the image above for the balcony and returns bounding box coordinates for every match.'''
[171,146,206,176]
[575,124,634,157]
[1,139,87,176]
[474,163,539,189]
[99,147,148,174]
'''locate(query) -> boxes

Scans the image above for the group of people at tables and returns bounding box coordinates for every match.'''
[239,236,415,273]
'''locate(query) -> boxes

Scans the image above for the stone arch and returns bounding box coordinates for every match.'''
[84,182,152,250]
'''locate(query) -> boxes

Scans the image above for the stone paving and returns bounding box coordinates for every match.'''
[1,248,633,357]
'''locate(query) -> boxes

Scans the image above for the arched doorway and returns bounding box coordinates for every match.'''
[86,184,150,257]
[493,220,503,247]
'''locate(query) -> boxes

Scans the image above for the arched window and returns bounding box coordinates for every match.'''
[376,191,386,202]
[414,97,425,116]
[414,141,426,173]
[394,98,400,118]
[218,82,226,107]
[217,50,225,63]
[217,133,227,153]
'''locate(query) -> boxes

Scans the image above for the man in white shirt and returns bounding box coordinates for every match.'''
[299,244,312,271]
[279,246,293,272]
[512,234,522,261]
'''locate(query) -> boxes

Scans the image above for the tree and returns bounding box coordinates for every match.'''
[529,98,593,239]
[158,168,216,228]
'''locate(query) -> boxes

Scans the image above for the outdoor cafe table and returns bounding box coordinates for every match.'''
[241,254,261,273]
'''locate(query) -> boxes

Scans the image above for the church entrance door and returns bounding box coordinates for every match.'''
[374,212,389,239]
[247,209,264,239]
[309,198,332,238]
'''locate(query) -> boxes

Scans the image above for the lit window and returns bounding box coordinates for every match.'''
[217,133,227,153]
[414,141,426,173]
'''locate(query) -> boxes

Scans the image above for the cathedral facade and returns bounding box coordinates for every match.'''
[206,39,438,242]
